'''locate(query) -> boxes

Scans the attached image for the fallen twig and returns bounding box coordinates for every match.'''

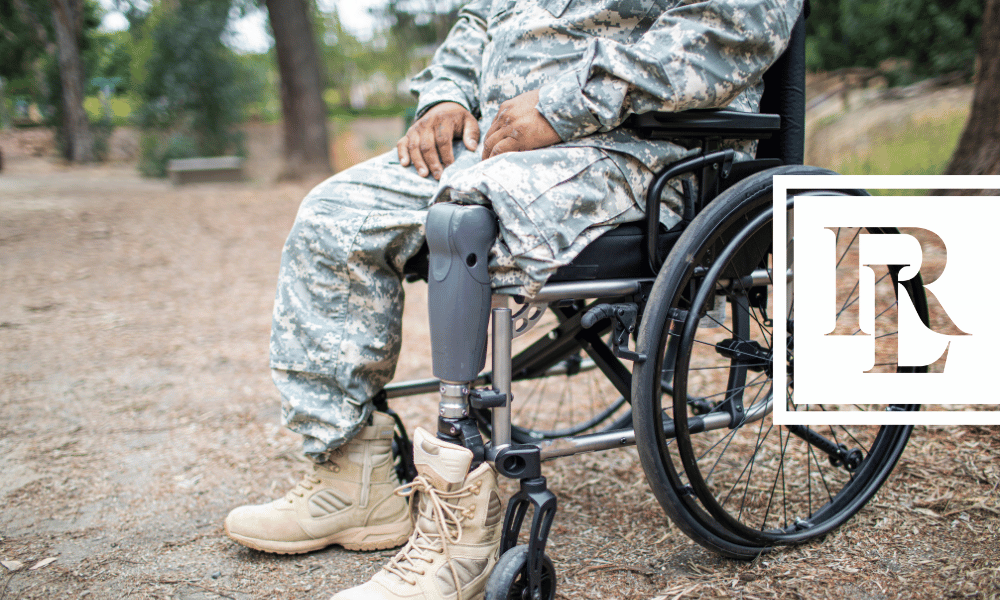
[573,563,655,576]
[154,578,240,599]
[0,573,17,600]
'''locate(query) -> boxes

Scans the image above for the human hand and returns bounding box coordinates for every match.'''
[482,89,561,160]
[397,102,480,180]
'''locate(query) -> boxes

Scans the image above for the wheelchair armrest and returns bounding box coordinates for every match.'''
[629,109,781,140]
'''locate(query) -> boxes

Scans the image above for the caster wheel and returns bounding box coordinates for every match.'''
[485,545,556,600]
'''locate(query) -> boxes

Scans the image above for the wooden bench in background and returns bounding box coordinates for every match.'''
[167,156,244,185]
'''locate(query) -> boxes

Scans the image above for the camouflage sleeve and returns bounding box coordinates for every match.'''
[409,0,491,119]
[536,0,804,142]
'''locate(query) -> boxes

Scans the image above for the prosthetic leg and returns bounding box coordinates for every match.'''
[425,202,497,461]
[425,203,558,600]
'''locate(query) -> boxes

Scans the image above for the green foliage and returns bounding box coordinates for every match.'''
[0,0,123,160]
[84,95,134,123]
[236,50,279,121]
[89,116,114,161]
[326,102,412,120]
[41,0,107,157]
[0,0,49,83]
[133,0,262,176]
[314,0,460,110]
[138,131,200,177]
[805,0,982,79]
[373,0,463,51]
[89,30,133,95]
[320,7,365,109]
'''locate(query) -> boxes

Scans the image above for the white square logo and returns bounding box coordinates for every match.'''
[773,175,1000,425]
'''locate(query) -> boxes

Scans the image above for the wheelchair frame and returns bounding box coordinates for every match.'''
[376,6,925,598]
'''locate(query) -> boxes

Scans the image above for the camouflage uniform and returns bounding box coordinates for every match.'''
[272,0,803,461]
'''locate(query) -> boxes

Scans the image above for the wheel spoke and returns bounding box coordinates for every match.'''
[642,202,919,552]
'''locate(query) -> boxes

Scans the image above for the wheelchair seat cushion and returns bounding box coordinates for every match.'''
[403,222,683,284]
[548,222,682,282]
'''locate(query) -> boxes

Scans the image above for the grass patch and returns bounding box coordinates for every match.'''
[832,111,968,195]
[327,103,413,120]
[84,95,135,125]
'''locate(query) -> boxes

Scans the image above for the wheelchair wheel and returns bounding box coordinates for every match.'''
[484,545,556,600]
[633,166,924,557]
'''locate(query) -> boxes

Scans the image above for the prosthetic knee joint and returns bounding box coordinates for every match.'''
[425,203,497,452]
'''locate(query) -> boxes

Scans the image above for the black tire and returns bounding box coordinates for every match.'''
[633,166,924,557]
[673,200,920,546]
[484,545,556,600]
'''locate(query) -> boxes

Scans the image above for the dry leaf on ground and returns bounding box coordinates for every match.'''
[1,560,24,572]
[28,557,57,571]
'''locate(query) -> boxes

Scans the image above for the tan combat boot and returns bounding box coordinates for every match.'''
[331,427,503,600]
[225,411,411,554]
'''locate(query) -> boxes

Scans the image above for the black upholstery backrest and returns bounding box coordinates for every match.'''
[755,8,807,166]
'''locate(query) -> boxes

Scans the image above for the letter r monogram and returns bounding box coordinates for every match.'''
[824,228,968,373]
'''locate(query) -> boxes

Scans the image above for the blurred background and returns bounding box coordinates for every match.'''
[0,0,996,182]
[2,2,999,598]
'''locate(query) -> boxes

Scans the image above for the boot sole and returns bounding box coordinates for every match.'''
[225,520,412,555]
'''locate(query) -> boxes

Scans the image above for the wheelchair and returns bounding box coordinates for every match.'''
[379,9,928,599]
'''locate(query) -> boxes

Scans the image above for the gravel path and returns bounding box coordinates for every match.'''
[1,117,997,599]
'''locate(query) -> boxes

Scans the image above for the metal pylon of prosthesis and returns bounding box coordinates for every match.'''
[434,307,558,600]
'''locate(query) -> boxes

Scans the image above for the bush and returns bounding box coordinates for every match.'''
[133,1,261,176]
[806,0,983,80]
[90,117,114,162]
[84,95,134,125]
[138,131,200,178]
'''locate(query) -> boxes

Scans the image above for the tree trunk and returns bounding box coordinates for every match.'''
[12,0,55,130]
[942,0,999,187]
[49,0,94,163]
[0,77,10,130]
[265,0,332,179]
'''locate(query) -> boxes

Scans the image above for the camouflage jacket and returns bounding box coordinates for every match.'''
[410,0,803,172]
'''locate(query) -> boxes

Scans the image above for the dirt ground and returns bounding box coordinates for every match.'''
[2,104,999,600]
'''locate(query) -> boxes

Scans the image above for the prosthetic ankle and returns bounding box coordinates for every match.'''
[425,203,497,452]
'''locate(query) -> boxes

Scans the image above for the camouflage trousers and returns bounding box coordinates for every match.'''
[271,143,682,462]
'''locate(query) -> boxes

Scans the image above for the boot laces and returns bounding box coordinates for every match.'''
[383,475,479,600]
[286,449,342,501]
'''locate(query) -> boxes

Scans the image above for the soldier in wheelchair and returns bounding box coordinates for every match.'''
[225,0,925,598]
